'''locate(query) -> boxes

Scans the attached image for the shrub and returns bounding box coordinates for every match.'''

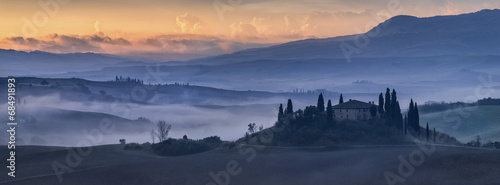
[152,136,222,156]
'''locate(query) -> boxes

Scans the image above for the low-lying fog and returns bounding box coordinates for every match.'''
[1,80,499,147]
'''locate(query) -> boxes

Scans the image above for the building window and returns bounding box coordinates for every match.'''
[346,109,349,112]
[347,115,349,119]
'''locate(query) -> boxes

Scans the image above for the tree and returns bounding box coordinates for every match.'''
[426,122,429,142]
[150,129,156,144]
[286,99,293,114]
[415,102,420,134]
[278,104,284,119]
[155,120,171,142]
[41,80,49,86]
[258,124,264,131]
[183,135,188,140]
[317,93,325,112]
[475,135,482,147]
[391,89,397,120]
[408,99,415,131]
[394,101,403,130]
[370,105,377,118]
[326,100,333,124]
[119,139,126,145]
[339,93,344,104]
[248,123,257,134]
[385,88,391,116]
[115,76,119,81]
[378,93,384,114]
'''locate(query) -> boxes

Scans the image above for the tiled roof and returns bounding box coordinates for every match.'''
[332,100,375,109]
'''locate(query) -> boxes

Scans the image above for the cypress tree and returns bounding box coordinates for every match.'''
[326,100,333,124]
[409,99,414,131]
[286,99,293,114]
[339,93,344,104]
[415,103,420,134]
[384,88,391,116]
[317,93,325,112]
[391,89,397,119]
[278,104,284,119]
[378,93,384,114]
[426,122,429,142]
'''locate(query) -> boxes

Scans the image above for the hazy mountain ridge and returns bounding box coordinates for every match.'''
[190,9,500,65]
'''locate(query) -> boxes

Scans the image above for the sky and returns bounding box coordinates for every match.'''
[0,0,499,60]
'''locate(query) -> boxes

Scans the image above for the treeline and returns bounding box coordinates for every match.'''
[115,76,144,84]
[465,135,500,149]
[151,136,222,156]
[418,97,500,114]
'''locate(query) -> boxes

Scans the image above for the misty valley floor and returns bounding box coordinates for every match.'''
[0,145,499,185]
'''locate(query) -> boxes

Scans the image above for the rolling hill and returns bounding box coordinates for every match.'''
[420,105,500,143]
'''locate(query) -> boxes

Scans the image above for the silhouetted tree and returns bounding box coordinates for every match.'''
[317,93,325,112]
[278,103,284,119]
[339,93,344,104]
[409,99,416,131]
[391,89,397,120]
[426,122,429,142]
[286,99,293,114]
[415,102,420,134]
[150,129,156,144]
[378,93,384,114]
[248,123,256,134]
[385,88,391,116]
[155,120,171,142]
[327,100,333,124]
[183,135,188,140]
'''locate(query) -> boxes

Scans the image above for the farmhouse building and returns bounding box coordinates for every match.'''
[332,99,378,121]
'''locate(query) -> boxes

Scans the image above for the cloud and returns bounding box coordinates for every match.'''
[176,13,204,34]
[1,33,131,53]
[230,21,259,39]
[0,31,273,60]
[94,20,101,33]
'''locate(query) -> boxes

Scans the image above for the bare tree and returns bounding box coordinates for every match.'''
[150,129,156,144]
[155,120,171,142]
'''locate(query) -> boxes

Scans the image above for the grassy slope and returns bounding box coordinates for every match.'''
[420,105,500,142]
[0,145,499,185]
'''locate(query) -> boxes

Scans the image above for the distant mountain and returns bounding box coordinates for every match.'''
[190,9,500,65]
[0,49,150,76]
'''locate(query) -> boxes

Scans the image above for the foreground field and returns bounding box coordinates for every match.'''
[0,144,499,185]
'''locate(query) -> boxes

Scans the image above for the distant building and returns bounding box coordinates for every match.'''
[332,99,378,121]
